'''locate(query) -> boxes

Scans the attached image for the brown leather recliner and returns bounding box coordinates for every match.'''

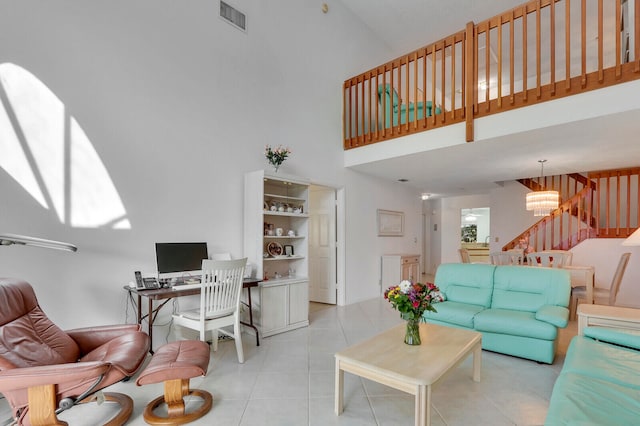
[0,278,150,425]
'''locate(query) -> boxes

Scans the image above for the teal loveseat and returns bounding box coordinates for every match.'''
[545,304,640,425]
[424,263,571,364]
[377,84,442,129]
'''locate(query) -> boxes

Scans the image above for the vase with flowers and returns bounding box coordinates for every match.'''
[264,144,291,173]
[384,280,443,345]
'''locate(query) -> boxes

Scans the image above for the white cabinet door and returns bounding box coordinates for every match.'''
[260,285,287,334]
[289,281,309,325]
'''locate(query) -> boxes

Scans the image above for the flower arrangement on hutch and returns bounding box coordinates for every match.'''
[384,280,443,345]
[264,144,291,173]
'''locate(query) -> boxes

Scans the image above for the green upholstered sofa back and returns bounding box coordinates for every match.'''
[492,265,571,312]
[434,263,496,308]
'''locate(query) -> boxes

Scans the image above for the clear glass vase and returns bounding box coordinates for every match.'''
[404,318,421,345]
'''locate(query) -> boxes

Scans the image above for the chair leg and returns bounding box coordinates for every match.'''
[211,330,219,352]
[234,320,244,364]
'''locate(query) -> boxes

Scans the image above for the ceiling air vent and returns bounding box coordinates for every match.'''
[220,1,246,32]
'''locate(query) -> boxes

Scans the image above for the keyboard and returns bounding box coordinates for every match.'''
[171,283,202,291]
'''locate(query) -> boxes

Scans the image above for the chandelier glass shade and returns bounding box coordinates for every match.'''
[525,190,559,216]
[525,160,559,216]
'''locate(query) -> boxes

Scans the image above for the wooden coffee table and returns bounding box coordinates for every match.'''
[335,322,481,426]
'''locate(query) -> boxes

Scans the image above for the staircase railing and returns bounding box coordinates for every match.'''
[344,0,640,149]
[504,167,640,251]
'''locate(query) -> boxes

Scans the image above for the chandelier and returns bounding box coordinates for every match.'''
[525,160,559,216]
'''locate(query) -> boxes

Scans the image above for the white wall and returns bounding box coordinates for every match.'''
[344,170,423,303]
[0,0,407,338]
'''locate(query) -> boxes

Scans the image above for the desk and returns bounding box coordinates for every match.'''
[124,278,261,353]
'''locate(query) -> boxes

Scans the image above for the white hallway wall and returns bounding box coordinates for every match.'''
[0,1,423,336]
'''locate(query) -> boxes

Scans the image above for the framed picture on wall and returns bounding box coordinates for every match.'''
[377,209,404,236]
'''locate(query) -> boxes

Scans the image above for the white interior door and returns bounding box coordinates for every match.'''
[309,185,337,304]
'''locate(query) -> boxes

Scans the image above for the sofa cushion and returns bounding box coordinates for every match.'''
[561,335,640,390]
[434,263,496,308]
[545,371,640,425]
[491,266,570,312]
[474,308,558,340]
[423,301,485,329]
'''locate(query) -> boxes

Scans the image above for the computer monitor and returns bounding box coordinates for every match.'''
[155,242,208,280]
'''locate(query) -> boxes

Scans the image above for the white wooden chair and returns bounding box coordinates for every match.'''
[173,258,248,363]
[570,253,631,319]
[491,249,524,265]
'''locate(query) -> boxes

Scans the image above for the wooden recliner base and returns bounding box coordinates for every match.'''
[142,378,213,425]
[25,386,133,426]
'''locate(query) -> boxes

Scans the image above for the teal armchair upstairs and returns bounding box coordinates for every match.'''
[377,84,441,129]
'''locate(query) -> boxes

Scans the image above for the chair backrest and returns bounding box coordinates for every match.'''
[458,248,471,263]
[505,249,525,265]
[0,279,80,368]
[200,258,247,320]
[608,252,631,305]
[527,251,570,268]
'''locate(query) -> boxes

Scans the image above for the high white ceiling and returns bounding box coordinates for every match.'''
[339,0,640,197]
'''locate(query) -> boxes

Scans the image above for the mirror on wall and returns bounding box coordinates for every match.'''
[460,208,490,245]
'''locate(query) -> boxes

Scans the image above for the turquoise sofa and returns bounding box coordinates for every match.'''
[545,304,640,425]
[377,84,442,129]
[424,263,571,364]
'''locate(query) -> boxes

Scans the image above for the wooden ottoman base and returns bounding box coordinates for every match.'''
[142,378,212,425]
[136,341,212,425]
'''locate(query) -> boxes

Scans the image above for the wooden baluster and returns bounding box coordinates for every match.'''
[536,1,541,98]
[636,0,640,72]
[466,22,475,141]
[523,5,528,101]
[626,173,631,235]
[550,0,556,95]
[423,48,428,128]
[616,172,621,235]
[451,38,456,120]
[358,77,363,145]
[405,57,410,132]
[581,0,587,87]
[510,11,515,104]
[616,0,621,78]
[497,17,503,108]
[382,71,387,138]
[432,44,437,126]
[473,24,479,114]
[606,175,610,236]
[598,0,604,83]
[441,41,446,123]
[414,51,418,129]
[485,23,491,110]
[565,0,571,90]
[374,72,380,140]
[596,176,601,236]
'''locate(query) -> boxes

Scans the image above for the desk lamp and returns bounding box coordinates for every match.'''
[0,233,77,252]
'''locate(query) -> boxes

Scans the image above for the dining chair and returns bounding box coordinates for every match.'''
[458,248,471,263]
[570,253,631,319]
[173,258,248,363]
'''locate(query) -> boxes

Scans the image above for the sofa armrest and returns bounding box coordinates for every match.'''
[583,326,640,350]
[66,324,142,354]
[577,304,640,335]
[0,361,109,393]
[535,305,569,328]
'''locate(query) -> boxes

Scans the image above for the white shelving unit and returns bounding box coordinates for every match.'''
[244,170,310,337]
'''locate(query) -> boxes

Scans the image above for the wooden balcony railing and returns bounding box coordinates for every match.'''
[344,0,640,150]
[503,167,640,252]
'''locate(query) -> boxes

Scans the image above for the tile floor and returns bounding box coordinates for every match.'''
[0,298,577,426]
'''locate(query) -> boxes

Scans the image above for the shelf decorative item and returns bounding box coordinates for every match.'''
[264,144,291,173]
[384,280,443,345]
